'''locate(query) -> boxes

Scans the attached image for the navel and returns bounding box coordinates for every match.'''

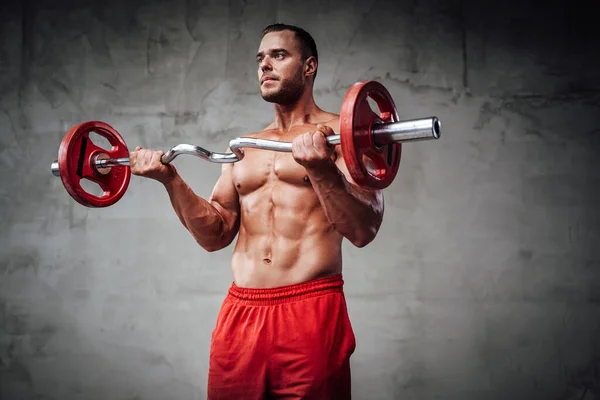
[263,258,272,264]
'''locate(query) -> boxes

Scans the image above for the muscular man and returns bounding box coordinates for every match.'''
[130,23,384,399]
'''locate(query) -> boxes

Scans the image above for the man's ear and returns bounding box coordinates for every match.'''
[304,56,317,78]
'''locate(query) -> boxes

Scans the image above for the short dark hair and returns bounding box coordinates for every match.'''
[262,23,318,76]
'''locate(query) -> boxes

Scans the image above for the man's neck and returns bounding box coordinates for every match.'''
[272,86,321,133]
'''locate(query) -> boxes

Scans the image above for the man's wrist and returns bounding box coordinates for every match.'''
[305,158,340,182]
[160,166,179,187]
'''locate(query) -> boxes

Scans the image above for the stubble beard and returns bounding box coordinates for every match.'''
[260,73,305,105]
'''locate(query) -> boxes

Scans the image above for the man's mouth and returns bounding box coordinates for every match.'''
[261,76,277,84]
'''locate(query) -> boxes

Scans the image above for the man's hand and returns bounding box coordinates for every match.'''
[130,146,176,184]
[292,124,335,170]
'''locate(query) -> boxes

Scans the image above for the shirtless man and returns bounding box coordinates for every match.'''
[130,23,384,399]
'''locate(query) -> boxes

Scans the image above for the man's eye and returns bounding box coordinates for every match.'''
[275,53,284,59]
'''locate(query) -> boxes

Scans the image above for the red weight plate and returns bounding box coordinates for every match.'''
[340,81,401,189]
[57,121,130,207]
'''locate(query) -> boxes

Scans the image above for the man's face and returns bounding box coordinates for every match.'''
[256,30,306,104]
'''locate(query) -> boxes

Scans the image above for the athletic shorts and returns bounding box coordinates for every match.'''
[207,273,356,399]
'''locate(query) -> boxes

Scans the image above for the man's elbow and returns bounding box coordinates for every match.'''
[197,237,227,252]
[351,235,374,248]
[351,237,371,248]
[198,230,238,252]
[201,243,224,252]
[350,211,382,247]
[350,226,379,248]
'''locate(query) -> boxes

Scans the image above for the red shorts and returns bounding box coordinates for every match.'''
[207,274,356,399]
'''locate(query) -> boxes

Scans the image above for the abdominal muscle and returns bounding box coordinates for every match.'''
[230,182,343,288]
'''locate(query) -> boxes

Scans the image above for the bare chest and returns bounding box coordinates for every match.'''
[230,125,339,195]
[231,148,310,195]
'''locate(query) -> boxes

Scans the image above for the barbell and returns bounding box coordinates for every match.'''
[50,81,441,208]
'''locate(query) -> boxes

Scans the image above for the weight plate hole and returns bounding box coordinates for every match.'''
[89,131,112,151]
[362,154,377,176]
[367,97,381,118]
[80,179,105,197]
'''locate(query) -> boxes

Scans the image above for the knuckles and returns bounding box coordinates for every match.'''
[292,130,333,165]
[130,149,164,174]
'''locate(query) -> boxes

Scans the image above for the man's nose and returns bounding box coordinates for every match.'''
[260,58,272,72]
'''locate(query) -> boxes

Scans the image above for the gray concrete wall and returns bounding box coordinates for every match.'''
[1,0,599,399]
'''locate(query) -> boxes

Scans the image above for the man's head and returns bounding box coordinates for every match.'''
[257,23,318,104]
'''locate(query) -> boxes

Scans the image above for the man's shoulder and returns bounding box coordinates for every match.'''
[242,129,269,138]
[321,111,340,122]
[257,121,280,135]
[319,112,340,129]
[253,112,340,137]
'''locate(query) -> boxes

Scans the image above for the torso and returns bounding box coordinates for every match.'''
[230,114,343,288]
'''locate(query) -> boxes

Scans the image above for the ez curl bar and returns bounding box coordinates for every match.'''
[50,81,441,208]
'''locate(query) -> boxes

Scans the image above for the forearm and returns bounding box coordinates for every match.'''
[307,160,383,247]
[163,172,232,251]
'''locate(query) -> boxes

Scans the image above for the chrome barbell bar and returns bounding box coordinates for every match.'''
[51,117,440,177]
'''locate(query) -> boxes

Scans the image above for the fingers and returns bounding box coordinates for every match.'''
[143,149,154,165]
[316,123,334,136]
[130,148,161,171]
[292,126,335,169]
[130,146,144,165]
[152,150,164,166]
[303,130,315,152]
[312,130,328,152]
[127,147,173,183]
[297,130,322,156]
[291,134,305,160]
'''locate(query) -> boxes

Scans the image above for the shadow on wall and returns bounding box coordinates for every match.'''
[559,357,600,400]
[0,249,201,400]
[0,303,201,400]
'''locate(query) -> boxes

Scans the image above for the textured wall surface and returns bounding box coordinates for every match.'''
[1,0,599,399]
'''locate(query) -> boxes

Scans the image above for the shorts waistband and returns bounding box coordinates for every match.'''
[227,274,344,305]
